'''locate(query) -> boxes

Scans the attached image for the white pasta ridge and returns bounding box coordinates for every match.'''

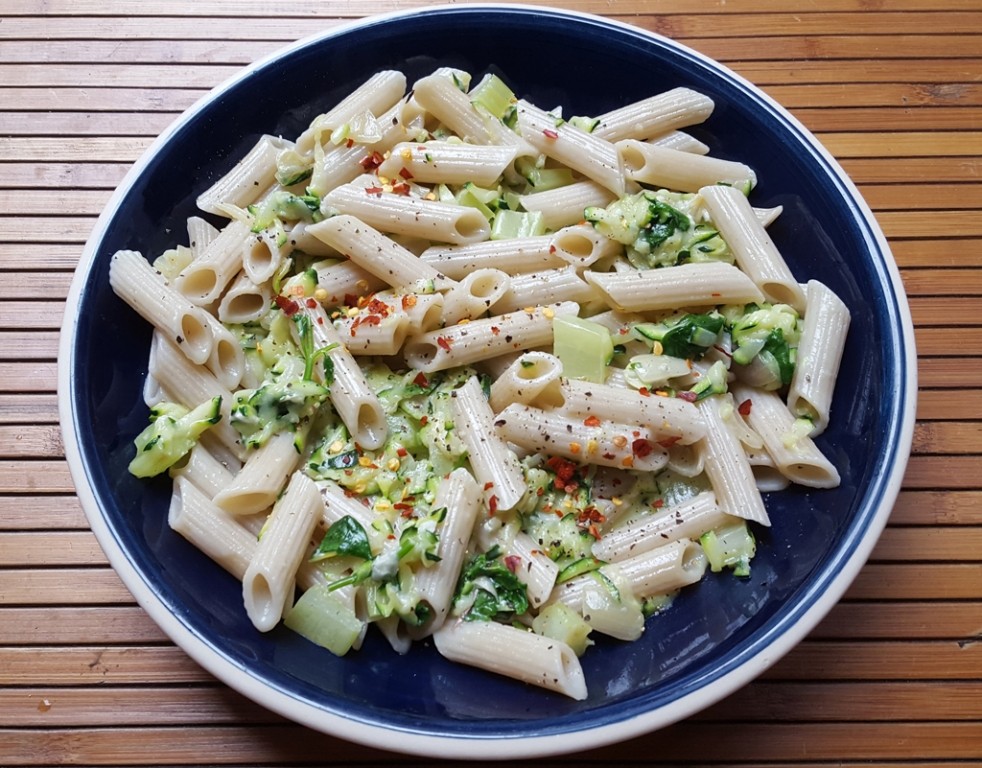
[110,67,850,701]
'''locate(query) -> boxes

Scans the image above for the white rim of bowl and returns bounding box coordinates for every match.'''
[58,4,918,760]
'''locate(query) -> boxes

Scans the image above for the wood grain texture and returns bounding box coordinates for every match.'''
[1,1,979,765]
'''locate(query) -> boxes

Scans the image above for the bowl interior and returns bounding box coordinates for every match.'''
[67,6,911,749]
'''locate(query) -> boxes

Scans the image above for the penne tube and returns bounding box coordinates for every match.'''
[557,378,707,445]
[307,102,410,195]
[201,310,245,391]
[402,302,579,373]
[648,130,710,154]
[492,266,598,315]
[213,430,302,516]
[787,279,851,434]
[440,268,510,325]
[553,540,707,639]
[378,141,518,186]
[109,249,214,365]
[411,72,534,155]
[315,259,387,305]
[170,442,236,500]
[148,332,246,461]
[450,376,528,512]
[187,215,220,257]
[731,383,840,488]
[174,219,253,307]
[168,476,258,580]
[218,270,272,325]
[699,184,806,312]
[592,87,716,142]
[515,100,626,196]
[591,490,724,562]
[242,471,324,632]
[617,140,756,192]
[300,304,388,450]
[519,180,616,232]
[241,228,286,285]
[696,394,771,526]
[196,134,292,217]
[413,468,482,633]
[321,184,491,245]
[550,223,622,268]
[505,531,560,609]
[584,261,765,313]
[333,312,411,356]
[488,351,565,412]
[433,619,587,700]
[307,214,455,290]
[419,236,566,278]
[296,70,408,154]
[494,403,669,472]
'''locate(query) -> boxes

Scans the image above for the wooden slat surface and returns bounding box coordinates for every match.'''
[2,1,979,765]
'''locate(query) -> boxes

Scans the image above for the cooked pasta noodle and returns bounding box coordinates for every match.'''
[110,66,848,700]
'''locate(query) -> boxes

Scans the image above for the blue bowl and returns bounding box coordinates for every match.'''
[60,5,916,759]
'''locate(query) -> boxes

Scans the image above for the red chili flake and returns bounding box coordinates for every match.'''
[603,452,616,460]
[657,435,682,449]
[488,494,499,516]
[632,438,655,458]
[577,506,606,527]
[274,294,300,316]
[364,185,384,195]
[583,415,601,428]
[305,298,318,308]
[587,524,602,540]
[396,446,408,457]
[504,554,522,573]
[398,167,414,180]
[343,293,360,308]
[366,297,391,316]
[678,391,698,403]
[638,386,651,397]
[393,502,415,517]
[490,325,501,336]
[360,151,384,170]
[542,128,559,139]
[483,481,495,491]
[436,336,452,352]
[738,398,753,416]
[545,455,579,491]
[651,498,665,509]
[316,316,324,325]
[548,244,557,254]
[391,181,411,196]
[420,415,429,426]
[413,372,429,388]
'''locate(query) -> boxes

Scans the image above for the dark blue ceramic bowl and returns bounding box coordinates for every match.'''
[60,5,916,759]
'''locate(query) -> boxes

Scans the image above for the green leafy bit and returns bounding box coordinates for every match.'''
[585,189,731,269]
[230,368,329,449]
[726,303,800,364]
[453,545,530,622]
[633,312,724,360]
[687,359,730,400]
[311,515,373,562]
[294,312,337,383]
[128,397,222,478]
